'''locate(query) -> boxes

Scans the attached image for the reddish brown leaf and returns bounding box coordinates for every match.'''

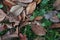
[3,0,16,8]
[34,0,41,4]
[34,16,43,21]
[51,23,60,28]
[31,23,46,36]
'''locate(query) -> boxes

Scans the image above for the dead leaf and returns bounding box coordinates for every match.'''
[34,16,43,21]
[18,15,22,21]
[3,34,18,40]
[0,9,6,22]
[10,5,24,16]
[34,0,41,4]
[51,23,60,28]
[21,10,26,21]
[50,16,60,23]
[31,22,46,36]
[53,0,60,10]
[26,2,36,15]
[17,0,33,3]
[3,0,16,8]
[17,2,28,7]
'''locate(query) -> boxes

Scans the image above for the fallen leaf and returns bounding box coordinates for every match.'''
[3,33,18,40]
[51,23,60,28]
[31,22,46,36]
[17,0,33,3]
[3,0,16,8]
[34,16,43,21]
[0,9,6,22]
[50,16,60,23]
[26,2,36,15]
[21,10,26,21]
[10,5,24,16]
[17,2,28,7]
[34,0,41,4]
[53,0,60,10]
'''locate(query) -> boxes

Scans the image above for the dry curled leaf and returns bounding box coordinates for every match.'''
[51,23,60,28]
[26,2,36,15]
[31,22,46,36]
[10,5,24,16]
[53,0,60,10]
[17,0,33,3]
[0,9,6,22]
[34,0,41,4]
[3,0,16,8]
[34,16,43,21]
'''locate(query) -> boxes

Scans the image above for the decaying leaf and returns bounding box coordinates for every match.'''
[0,9,6,22]
[10,5,24,16]
[51,23,60,28]
[26,2,36,15]
[34,0,41,4]
[17,0,33,3]
[53,0,60,10]
[3,0,16,8]
[34,16,43,21]
[31,22,46,36]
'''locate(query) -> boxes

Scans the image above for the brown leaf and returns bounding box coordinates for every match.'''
[21,10,26,21]
[26,2,36,15]
[0,9,6,22]
[3,33,18,40]
[34,0,41,4]
[17,3,28,7]
[53,0,60,10]
[10,5,24,16]
[31,22,46,36]
[34,16,43,21]
[3,0,16,8]
[51,23,60,28]
[18,15,22,21]
[17,0,33,3]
